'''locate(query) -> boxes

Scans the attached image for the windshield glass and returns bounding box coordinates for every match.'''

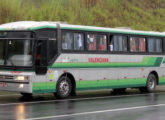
[0,31,34,67]
[0,40,5,65]
[7,39,33,66]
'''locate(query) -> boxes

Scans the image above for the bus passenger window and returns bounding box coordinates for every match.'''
[62,32,74,50]
[130,37,146,52]
[98,35,107,51]
[87,34,97,51]
[109,35,127,52]
[62,32,84,51]
[148,38,162,52]
[109,37,113,51]
[74,33,84,50]
[139,38,146,52]
[163,39,165,52]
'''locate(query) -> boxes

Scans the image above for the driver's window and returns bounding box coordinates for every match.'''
[36,30,57,62]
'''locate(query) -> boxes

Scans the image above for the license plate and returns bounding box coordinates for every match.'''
[0,82,8,87]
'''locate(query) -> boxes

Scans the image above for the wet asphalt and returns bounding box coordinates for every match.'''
[1,87,165,120]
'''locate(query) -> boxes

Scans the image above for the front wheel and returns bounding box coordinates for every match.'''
[139,74,157,93]
[56,76,72,98]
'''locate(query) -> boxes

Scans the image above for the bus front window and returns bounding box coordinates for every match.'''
[0,31,34,67]
[7,39,33,66]
[0,40,5,65]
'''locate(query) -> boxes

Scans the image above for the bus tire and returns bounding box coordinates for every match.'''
[20,93,32,97]
[56,76,72,98]
[139,74,156,93]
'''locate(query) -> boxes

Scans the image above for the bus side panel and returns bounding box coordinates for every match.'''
[49,54,165,92]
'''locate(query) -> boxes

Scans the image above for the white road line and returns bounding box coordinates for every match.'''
[0,92,165,106]
[0,93,151,106]
[24,103,165,120]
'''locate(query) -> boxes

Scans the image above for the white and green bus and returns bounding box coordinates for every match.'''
[0,21,165,98]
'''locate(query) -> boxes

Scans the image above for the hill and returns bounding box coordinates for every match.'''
[0,0,165,31]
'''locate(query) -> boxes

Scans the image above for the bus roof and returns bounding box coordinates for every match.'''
[60,24,165,37]
[0,21,165,37]
[0,21,58,30]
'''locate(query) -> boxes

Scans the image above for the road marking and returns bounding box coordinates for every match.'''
[0,92,165,106]
[24,103,165,120]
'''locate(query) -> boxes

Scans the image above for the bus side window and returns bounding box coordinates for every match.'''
[109,35,113,51]
[87,34,107,51]
[87,34,97,51]
[62,32,84,51]
[62,32,74,50]
[130,37,146,52]
[109,35,127,52]
[148,38,162,52]
[163,38,165,52]
[73,33,84,50]
[98,35,107,51]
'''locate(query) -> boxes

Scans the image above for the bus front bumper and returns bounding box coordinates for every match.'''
[0,81,32,93]
[0,73,33,93]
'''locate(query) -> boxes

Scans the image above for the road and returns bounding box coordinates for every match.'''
[0,87,165,120]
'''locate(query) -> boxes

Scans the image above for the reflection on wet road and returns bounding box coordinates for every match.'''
[0,87,165,120]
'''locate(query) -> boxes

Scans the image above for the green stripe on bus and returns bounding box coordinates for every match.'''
[162,58,165,64]
[158,77,165,85]
[32,76,165,93]
[30,25,57,30]
[61,27,165,37]
[76,78,146,91]
[154,57,163,66]
[32,78,148,93]
[33,82,56,93]
[50,57,163,68]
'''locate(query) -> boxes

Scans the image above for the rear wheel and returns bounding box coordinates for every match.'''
[55,76,72,98]
[139,74,157,93]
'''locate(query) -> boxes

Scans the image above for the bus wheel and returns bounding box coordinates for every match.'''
[20,93,32,97]
[56,76,72,98]
[139,74,156,93]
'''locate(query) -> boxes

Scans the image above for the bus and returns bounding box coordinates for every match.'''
[0,21,165,98]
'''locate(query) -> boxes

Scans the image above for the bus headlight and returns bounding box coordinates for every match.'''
[19,84,24,88]
[15,76,28,81]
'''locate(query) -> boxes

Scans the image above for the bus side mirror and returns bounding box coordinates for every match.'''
[35,40,48,74]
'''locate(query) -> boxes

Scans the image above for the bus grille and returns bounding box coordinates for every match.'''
[0,75,14,80]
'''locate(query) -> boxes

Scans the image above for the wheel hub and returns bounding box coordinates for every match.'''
[148,76,155,89]
[59,80,69,96]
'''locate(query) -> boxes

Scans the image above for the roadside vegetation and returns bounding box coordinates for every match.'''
[0,0,165,31]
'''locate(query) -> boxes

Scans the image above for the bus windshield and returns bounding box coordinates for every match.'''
[0,32,34,67]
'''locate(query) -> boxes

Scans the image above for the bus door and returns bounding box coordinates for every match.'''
[34,39,48,92]
[35,39,48,74]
